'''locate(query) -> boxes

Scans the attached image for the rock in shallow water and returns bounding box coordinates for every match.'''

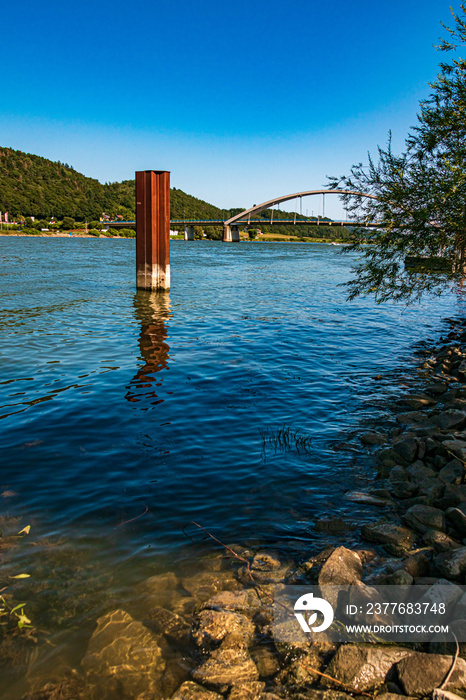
[318,546,362,586]
[323,644,415,693]
[202,588,262,616]
[144,606,192,646]
[361,431,388,445]
[396,653,466,696]
[361,521,414,549]
[344,491,392,506]
[228,681,265,700]
[192,609,255,647]
[238,552,291,585]
[81,609,165,698]
[192,638,259,689]
[171,681,223,700]
[182,571,241,601]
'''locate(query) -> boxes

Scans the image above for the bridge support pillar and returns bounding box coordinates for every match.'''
[223,224,240,242]
[184,225,195,241]
[136,170,170,290]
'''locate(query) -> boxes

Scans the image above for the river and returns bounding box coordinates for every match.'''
[0,237,462,696]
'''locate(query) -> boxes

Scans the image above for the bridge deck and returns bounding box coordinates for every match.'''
[108,219,379,228]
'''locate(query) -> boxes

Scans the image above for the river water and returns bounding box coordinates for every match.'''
[0,237,462,695]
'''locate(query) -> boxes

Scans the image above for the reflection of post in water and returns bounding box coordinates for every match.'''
[126,291,171,405]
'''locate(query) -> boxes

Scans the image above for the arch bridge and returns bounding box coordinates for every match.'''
[222,189,377,241]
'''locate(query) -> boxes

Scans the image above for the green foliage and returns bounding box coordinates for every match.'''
[117,228,136,238]
[61,217,75,230]
[88,229,100,236]
[21,227,41,235]
[204,227,223,240]
[0,525,33,631]
[248,229,257,239]
[328,4,466,303]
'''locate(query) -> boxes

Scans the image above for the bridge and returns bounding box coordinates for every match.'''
[134,172,380,290]
[111,189,379,241]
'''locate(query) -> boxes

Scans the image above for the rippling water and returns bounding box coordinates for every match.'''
[0,237,462,694]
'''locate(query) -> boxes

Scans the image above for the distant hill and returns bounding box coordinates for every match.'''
[0,146,350,240]
[0,147,226,221]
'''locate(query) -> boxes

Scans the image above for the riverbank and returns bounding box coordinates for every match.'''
[6,315,466,700]
[0,232,350,244]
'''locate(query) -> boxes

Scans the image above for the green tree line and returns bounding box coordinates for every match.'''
[0,146,349,240]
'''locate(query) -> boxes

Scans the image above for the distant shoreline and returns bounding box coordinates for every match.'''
[0,233,349,244]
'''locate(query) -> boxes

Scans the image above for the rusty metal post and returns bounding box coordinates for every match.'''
[136,170,170,290]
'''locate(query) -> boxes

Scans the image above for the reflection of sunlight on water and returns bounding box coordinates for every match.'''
[125,292,171,406]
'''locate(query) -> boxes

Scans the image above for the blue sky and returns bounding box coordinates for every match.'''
[0,0,458,216]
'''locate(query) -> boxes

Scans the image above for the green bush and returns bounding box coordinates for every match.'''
[22,227,41,235]
[117,228,136,238]
[61,217,75,230]
[88,229,100,236]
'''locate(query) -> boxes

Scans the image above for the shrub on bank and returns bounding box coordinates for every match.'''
[22,227,41,235]
[117,228,136,238]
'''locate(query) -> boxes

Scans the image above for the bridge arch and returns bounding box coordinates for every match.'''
[224,189,377,228]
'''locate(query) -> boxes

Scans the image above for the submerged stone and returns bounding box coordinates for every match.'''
[144,606,192,646]
[228,681,265,700]
[192,609,255,648]
[192,639,259,689]
[344,491,391,506]
[171,681,223,700]
[202,588,262,616]
[182,571,241,601]
[81,609,165,698]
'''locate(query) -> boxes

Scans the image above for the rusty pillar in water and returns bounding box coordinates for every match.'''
[136,170,170,290]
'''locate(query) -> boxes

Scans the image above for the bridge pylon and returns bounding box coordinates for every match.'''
[223,224,240,242]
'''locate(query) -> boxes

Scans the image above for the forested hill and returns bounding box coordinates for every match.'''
[0,147,350,241]
[0,147,226,220]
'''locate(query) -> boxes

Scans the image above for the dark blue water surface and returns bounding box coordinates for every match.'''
[0,237,463,686]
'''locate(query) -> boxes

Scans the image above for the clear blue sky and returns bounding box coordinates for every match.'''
[1,0,457,216]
